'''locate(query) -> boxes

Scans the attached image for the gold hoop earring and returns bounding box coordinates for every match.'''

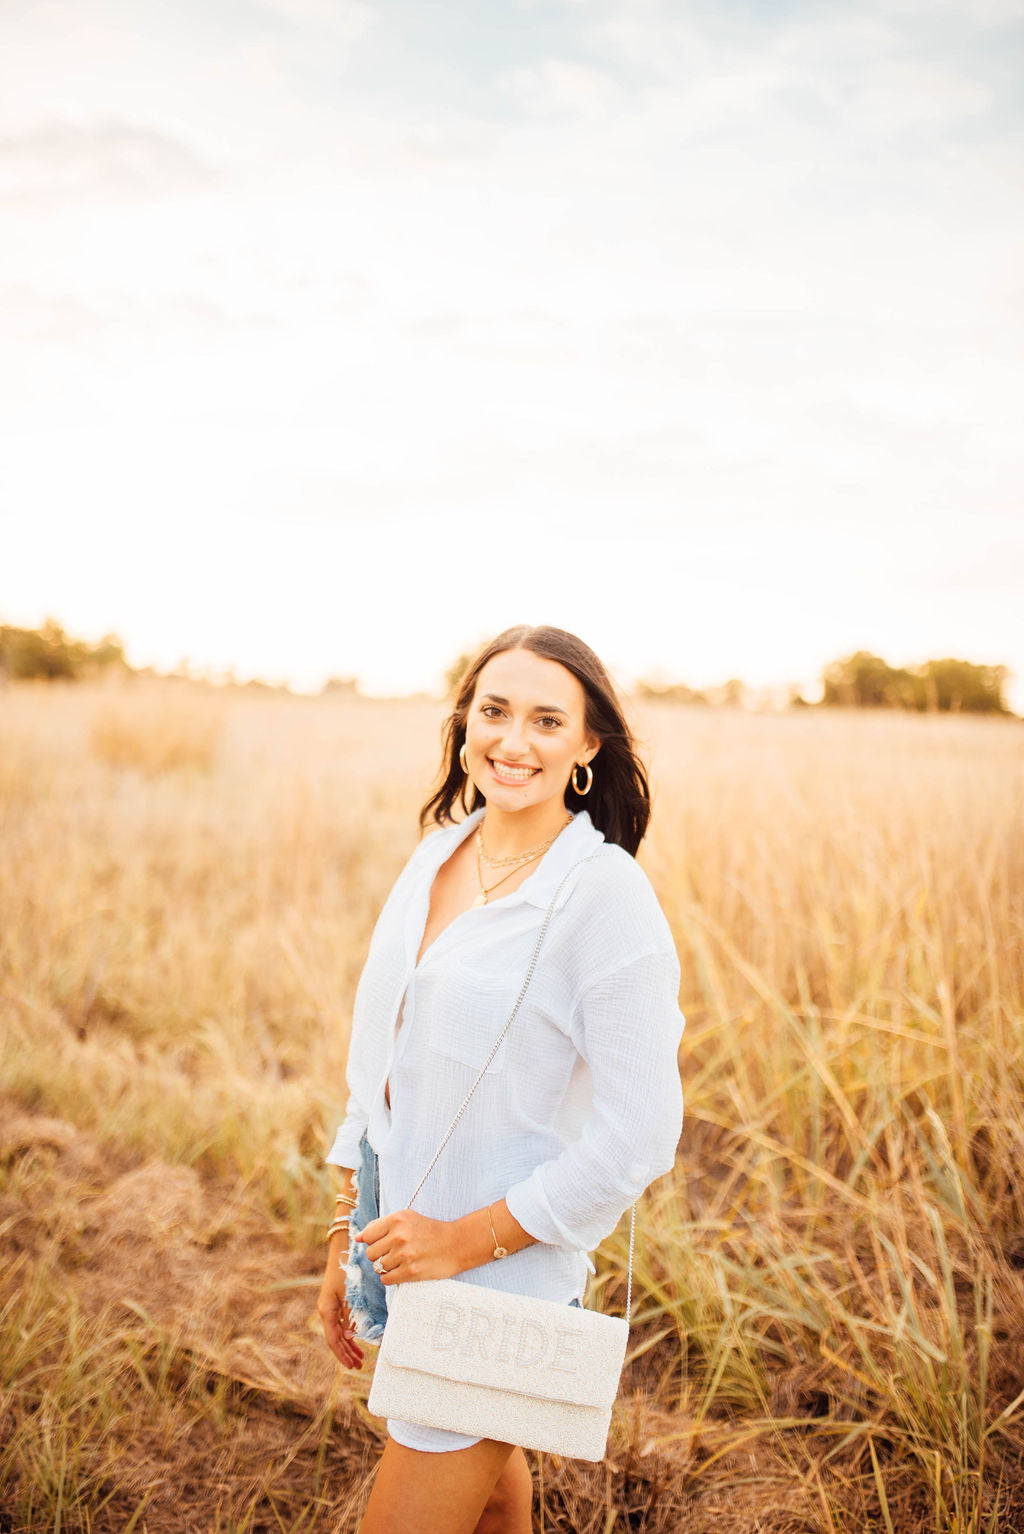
[459,742,469,775]
[571,761,593,796]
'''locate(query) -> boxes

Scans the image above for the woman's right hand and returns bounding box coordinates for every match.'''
[317,1234,365,1370]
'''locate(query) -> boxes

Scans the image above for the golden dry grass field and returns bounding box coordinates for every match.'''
[2,680,1023,1533]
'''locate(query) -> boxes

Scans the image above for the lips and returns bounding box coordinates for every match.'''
[488,757,540,785]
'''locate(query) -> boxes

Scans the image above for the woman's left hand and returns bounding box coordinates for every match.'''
[356,1209,460,1285]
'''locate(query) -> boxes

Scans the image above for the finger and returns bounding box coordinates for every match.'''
[356,1240,395,1280]
[356,1216,386,1245]
[363,1236,397,1264]
[332,1332,364,1369]
[337,1327,365,1368]
[322,1311,364,1369]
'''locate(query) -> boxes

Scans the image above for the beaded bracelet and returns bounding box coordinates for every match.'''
[326,1217,351,1241]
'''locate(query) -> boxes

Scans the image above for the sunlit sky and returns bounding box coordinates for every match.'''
[2,0,1022,703]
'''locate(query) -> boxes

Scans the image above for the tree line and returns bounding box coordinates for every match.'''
[2,623,1014,714]
[639,651,1012,715]
[0,620,127,681]
[817,651,1010,714]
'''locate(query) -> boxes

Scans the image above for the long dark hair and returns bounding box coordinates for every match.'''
[419,625,651,856]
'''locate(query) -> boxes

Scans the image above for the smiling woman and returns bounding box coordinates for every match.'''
[464,652,596,849]
[316,624,685,1534]
[423,626,653,856]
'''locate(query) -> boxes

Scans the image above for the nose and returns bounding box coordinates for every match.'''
[499,717,530,759]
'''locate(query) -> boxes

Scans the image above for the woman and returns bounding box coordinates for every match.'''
[317,625,684,1534]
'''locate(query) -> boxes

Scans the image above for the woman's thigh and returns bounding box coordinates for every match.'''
[358,1436,516,1534]
[473,1448,532,1534]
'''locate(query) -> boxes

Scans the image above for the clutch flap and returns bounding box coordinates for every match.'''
[379,1279,629,1410]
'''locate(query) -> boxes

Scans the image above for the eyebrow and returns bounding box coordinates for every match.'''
[480,693,569,716]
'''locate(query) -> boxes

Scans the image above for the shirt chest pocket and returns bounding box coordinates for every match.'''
[422,955,525,1075]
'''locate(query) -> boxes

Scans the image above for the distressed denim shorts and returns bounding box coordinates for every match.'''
[344,1132,389,1343]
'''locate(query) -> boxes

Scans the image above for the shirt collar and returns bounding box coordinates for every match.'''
[425,807,604,911]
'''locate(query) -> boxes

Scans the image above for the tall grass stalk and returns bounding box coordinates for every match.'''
[2,687,1022,1530]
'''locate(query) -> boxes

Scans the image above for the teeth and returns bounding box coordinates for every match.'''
[491,761,538,781]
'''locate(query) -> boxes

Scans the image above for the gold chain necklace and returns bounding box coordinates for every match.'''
[472,847,546,907]
[472,814,574,907]
[476,813,573,868]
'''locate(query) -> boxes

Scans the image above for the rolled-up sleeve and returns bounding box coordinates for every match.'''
[325,1088,368,1170]
[505,948,685,1251]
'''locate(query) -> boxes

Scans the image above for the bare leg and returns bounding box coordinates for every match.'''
[472,1447,532,1534]
[358,1437,516,1534]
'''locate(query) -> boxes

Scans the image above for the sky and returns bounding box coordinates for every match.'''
[1,0,1022,703]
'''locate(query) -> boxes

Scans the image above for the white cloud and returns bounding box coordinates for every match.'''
[948,540,1024,590]
[0,0,1021,696]
[499,57,624,118]
[876,0,1024,24]
[256,0,374,27]
[0,284,101,340]
[0,119,219,206]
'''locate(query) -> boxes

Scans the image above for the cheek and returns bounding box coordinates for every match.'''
[542,736,577,766]
[467,719,501,753]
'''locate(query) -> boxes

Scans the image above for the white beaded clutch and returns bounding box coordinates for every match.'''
[366,853,636,1462]
[367,1278,629,1461]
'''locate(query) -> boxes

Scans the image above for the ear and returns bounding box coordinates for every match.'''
[582,737,600,764]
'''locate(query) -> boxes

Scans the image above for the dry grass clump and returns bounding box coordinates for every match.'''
[0,1111,383,1532]
[1,684,1023,1530]
[89,683,224,774]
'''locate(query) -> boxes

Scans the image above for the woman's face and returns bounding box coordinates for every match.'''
[463,647,599,815]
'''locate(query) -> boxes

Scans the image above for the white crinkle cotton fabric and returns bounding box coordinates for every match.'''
[326,808,685,1319]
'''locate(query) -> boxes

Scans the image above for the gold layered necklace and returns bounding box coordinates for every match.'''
[472,814,573,907]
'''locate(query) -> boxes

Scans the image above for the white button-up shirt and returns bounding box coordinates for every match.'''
[326,807,685,1306]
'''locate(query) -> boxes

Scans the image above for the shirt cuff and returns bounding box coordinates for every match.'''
[506,1174,601,1253]
[324,1120,364,1170]
[505,1140,680,1253]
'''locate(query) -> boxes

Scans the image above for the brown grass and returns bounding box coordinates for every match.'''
[1,681,1022,1532]
[89,685,224,775]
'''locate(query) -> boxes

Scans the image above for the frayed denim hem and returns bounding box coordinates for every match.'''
[344,1250,386,1344]
[345,1132,388,1343]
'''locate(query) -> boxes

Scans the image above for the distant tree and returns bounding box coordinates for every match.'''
[89,633,127,670]
[0,619,74,679]
[243,677,291,695]
[914,658,1010,714]
[638,676,757,707]
[821,651,1010,714]
[444,651,477,699]
[709,678,746,708]
[822,652,912,708]
[636,678,709,705]
[321,676,358,697]
[0,620,127,681]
